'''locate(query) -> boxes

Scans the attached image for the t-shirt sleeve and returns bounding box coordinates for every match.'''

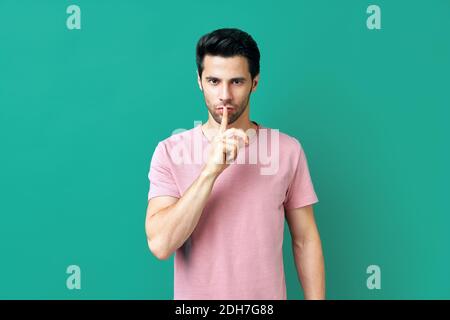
[147,142,181,201]
[283,138,319,210]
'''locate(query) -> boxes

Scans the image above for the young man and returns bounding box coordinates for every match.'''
[145,28,325,300]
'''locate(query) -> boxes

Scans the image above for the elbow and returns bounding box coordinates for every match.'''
[147,237,171,260]
[145,214,173,260]
[293,235,322,251]
[153,249,171,261]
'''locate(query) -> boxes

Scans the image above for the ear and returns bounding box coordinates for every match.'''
[251,74,260,92]
[197,71,203,91]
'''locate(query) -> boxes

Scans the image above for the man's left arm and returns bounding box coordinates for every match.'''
[285,204,325,299]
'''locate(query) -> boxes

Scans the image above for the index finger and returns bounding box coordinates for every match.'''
[220,106,228,133]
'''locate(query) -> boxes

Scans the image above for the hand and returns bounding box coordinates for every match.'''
[203,107,249,177]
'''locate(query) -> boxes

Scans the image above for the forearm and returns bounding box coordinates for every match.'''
[293,238,325,299]
[147,168,218,258]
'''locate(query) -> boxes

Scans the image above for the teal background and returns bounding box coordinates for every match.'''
[0,0,449,299]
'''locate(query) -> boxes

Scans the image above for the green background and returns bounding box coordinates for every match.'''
[1,0,449,299]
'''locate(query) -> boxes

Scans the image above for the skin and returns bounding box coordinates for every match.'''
[145,54,325,299]
[197,55,259,139]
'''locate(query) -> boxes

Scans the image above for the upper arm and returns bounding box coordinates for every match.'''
[145,196,178,258]
[285,205,320,246]
[145,195,178,247]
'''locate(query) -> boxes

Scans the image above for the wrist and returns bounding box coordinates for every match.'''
[200,166,220,180]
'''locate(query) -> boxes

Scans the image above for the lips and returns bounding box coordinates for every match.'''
[216,107,234,114]
[216,106,234,111]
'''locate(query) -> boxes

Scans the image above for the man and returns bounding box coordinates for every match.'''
[145,28,325,300]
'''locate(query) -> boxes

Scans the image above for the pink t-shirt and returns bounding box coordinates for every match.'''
[147,123,318,300]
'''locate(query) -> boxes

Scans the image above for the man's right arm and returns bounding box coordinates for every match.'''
[145,107,248,260]
[145,168,219,260]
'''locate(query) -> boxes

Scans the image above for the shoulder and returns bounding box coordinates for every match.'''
[259,126,304,154]
[257,126,307,172]
[156,126,199,152]
[151,126,200,166]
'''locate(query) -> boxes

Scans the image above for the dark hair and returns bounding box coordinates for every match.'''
[196,28,260,80]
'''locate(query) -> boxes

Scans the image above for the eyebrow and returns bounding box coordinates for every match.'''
[205,76,246,82]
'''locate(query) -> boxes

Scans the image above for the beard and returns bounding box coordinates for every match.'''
[204,90,252,125]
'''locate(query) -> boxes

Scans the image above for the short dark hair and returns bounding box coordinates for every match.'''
[196,28,260,80]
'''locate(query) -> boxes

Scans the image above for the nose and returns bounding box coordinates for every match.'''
[219,83,232,103]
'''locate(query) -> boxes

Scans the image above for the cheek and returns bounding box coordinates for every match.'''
[203,85,218,96]
[202,90,216,106]
[203,87,220,103]
[235,87,250,101]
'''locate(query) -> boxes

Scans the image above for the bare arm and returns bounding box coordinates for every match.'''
[145,107,248,260]
[285,204,325,299]
[145,169,218,260]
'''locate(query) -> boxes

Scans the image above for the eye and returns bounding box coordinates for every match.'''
[232,80,243,85]
[208,79,219,85]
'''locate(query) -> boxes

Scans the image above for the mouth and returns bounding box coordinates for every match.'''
[216,106,235,113]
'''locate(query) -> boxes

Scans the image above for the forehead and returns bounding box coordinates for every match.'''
[202,55,250,77]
